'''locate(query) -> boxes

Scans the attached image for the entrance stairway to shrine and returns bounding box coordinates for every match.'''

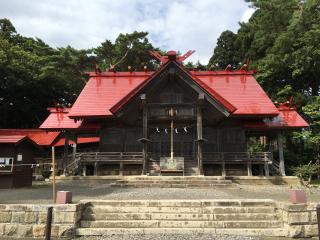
[76,199,286,237]
[111,176,233,188]
[147,156,198,176]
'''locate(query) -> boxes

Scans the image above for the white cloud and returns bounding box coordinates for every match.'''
[241,7,256,22]
[0,0,252,64]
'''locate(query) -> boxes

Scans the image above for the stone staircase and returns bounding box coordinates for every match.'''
[76,199,286,237]
[110,176,233,188]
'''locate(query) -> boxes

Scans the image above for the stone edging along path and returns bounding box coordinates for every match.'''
[0,199,318,239]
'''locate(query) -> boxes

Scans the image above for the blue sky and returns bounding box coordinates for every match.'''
[0,0,255,64]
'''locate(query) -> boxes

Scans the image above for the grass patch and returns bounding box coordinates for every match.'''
[310,179,320,185]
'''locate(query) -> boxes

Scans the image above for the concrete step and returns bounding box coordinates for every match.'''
[82,212,279,221]
[83,199,275,207]
[84,206,276,214]
[76,227,287,237]
[80,220,282,228]
[118,179,232,184]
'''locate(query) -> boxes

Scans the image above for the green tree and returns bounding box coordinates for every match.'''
[94,31,159,71]
[208,30,240,70]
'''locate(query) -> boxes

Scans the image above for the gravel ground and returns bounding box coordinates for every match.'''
[0,181,319,204]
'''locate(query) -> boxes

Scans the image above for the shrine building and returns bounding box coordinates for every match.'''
[39,50,309,177]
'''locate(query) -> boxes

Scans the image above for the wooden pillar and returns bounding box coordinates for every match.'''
[259,165,264,176]
[82,165,87,176]
[221,158,226,178]
[71,134,77,164]
[94,162,98,176]
[197,94,204,175]
[63,131,70,175]
[277,132,286,176]
[264,162,270,176]
[247,161,252,176]
[141,94,148,175]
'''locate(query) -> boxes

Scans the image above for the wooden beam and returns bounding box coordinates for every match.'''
[247,160,252,176]
[63,131,70,175]
[264,162,270,176]
[221,158,226,178]
[277,132,286,176]
[94,162,98,176]
[141,94,148,175]
[51,146,56,203]
[197,94,204,175]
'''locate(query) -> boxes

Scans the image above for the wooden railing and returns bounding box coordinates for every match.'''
[75,152,144,164]
[203,152,272,164]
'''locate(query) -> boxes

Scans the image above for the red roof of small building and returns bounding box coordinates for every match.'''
[39,108,83,129]
[244,106,309,130]
[0,129,60,146]
[39,108,102,130]
[0,135,30,144]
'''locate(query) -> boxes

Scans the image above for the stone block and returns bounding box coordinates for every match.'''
[53,211,76,224]
[54,204,78,212]
[310,211,318,224]
[58,224,74,237]
[304,224,318,237]
[287,225,304,238]
[4,224,18,236]
[32,224,45,237]
[0,223,4,235]
[56,191,72,204]
[0,211,11,223]
[31,205,53,212]
[283,204,307,212]
[11,212,25,223]
[16,225,32,237]
[289,189,307,204]
[50,225,60,237]
[5,205,30,211]
[24,212,38,223]
[38,212,47,224]
[288,212,309,225]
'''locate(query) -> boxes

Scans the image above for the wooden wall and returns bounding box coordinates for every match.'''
[0,142,34,188]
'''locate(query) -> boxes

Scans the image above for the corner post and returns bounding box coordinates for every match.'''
[277,131,286,176]
[141,94,148,175]
[197,93,204,175]
[63,131,70,175]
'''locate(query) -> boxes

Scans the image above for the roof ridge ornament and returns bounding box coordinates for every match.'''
[149,50,195,65]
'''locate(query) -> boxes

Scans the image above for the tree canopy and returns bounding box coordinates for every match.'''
[0,19,158,128]
[208,0,320,172]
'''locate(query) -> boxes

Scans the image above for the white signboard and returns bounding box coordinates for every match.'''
[17,154,23,162]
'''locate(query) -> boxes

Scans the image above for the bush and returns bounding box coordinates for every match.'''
[41,170,51,179]
[291,162,320,182]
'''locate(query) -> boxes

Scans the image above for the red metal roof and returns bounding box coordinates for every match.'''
[40,108,102,130]
[244,107,309,130]
[67,65,279,119]
[53,137,100,147]
[0,129,60,146]
[110,61,237,114]
[68,73,152,118]
[194,73,279,116]
[0,135,29,144]
[40,108,83,129]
